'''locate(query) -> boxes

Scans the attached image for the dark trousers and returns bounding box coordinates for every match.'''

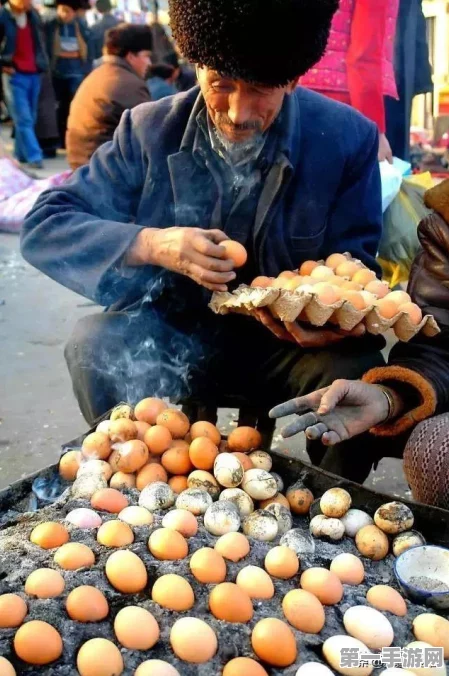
[65,309,386,483]
[53,74,83,148]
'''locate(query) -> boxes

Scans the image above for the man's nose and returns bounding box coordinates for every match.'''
[228,93,253,126]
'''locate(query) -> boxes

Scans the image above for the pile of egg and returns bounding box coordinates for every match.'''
[1,399,447,675]
[251,253,423,325]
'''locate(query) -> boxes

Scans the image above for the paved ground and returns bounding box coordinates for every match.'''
[0,128,410,498]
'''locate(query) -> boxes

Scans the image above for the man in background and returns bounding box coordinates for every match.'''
[147,62,177,100]
[66,23,151,169]
[89,0,118,61]
[0,0,48,168]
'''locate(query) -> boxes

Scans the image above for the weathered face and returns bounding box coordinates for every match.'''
[57,5,76,22]
[197,66,297,144]
[127,50,152,79]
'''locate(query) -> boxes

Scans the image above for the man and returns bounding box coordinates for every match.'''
[66,23,151,169]
[22,0,384,481]
[44,0,91,147]
[0,0,48,168]
[147,63,177,101]
[271,180,449,506]
[89,0,118,61]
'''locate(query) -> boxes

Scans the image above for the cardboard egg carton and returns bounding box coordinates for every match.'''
[209,285,440,343]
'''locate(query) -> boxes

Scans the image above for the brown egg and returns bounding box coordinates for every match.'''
[113,439,149,473]
[385,290,412,306]
[236,565,274,599]
[14,620,63,665]
[54,542,95,570]
[30,522,69,549]
[82,431,111,460]
[161,445,193,475]
[189,437,219,470]
[25,568,65,599]
[170,439,190,451]
[114,606,159,650]
[136,463,168,490]
[91,487,128,513]
[135,421,151,441]
[135,397,167,424]
[118,505,153,526]
[187,470,220,499]
[222,240,248,267]
[336,260,362,279]
[106,550,147,593]
[231,452,253,471]
[352,269,376,287]
[156,409,190,439]
[59,450,82,481]
[135,660,180,676]
[376,299,399,320]
[77,638,124,676]
[152,573,195,611]
[282,588,325,633]
[366,585,407,616]
[214,532,250,562]
[340,279,363,291]
[110,471,136,490]
[313,283,340,305]
[299,260,319,276]
[209,582,253,623]
[251,618,297,667]
[228,426,262,453]
[0,594,27,628]
[148,528,188,560]
[190,421,221,446]
[330,553,365,585]
[223,657,268,676]
[265,545,299,579]
[300,567,343,605]
[97,520,134,547]
[413,613,449,658]
[364,279,389,298]
[109,418,138,443]
[251,276,274,289]
[326,253,348,270]
[162,509,198,537]
[66,586,109,622]
[341,290,367,311]
[110,403,134,421]
[170,617,217,663]
[355,524,389,560]
[398,301,422,325]
[144,425,173,456]
[260,493,290,510]
[190,547,227,583]
[0,656,16,676]
[168,475,189,494]
[286,483,314,514]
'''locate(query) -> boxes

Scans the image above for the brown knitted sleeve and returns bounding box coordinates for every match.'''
[362,366,437,436]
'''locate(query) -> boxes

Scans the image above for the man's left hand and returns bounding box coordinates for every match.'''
[253,308,365,348]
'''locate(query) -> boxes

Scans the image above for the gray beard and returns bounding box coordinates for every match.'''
[212,125,266,169]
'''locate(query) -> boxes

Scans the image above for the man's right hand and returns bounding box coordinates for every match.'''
[125,227,237,292]
[2,67,15,75]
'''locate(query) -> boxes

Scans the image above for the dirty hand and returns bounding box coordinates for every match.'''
[269,380,391,444]
[253,308,365,348]
[378,133,393,164]
[126,226,236,292]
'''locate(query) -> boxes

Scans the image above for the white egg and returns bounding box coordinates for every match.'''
[243,509,278,542]
[96,420,111,435]
[76,459,112,480]
[404,642,447,675]
[343,606,394,650]
[296,664,334,676]
[219,488,254,517]
[341,509,374,537]
[248,450,272,471]
[204,501,241,536]
[270,471,284,492]
[65,508,102,529]
[320,487,352,518]
[310,514,328,537]
[280,528,316,555]
[118,506,154,526]
[139,481,175,511]
[175,488,212,515]
[213,453,244,488]
[241,469,277,500]
[323,635,374,675]
[71,474,107,499]
[320,518,345,541]
[263,503,292,535]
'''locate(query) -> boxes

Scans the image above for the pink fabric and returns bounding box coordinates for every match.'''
[301,0,399,99]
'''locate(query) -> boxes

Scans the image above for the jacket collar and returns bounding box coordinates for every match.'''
[102,54,141,77]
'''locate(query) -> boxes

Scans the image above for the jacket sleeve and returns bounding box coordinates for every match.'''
[21,108,148,307]
[323,118,382,275]
[346,0,389,132]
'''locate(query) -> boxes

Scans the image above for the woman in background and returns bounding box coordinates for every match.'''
[301,0,400,163]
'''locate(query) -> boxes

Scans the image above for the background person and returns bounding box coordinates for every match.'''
[89,0,118,61]
[66,23,151,169]
[0,0,48,168]
[147,62,177,100]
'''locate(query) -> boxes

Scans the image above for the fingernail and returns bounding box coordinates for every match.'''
[317,406,327,414]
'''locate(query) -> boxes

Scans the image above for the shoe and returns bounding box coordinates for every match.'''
[27,161,44,170]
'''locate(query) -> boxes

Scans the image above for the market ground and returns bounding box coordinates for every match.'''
[0,131,410,498]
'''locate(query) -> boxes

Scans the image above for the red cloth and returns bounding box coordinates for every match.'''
[13,22,37,74]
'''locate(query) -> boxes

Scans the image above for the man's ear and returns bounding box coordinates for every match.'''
[287,77,300,93]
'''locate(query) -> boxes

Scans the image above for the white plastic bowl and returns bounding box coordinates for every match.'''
[394,545,449,609]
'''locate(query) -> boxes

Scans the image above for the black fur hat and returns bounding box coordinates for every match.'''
[169,0,339,87]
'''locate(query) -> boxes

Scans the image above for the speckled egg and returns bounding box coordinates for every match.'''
[219,488,254,517]
[263,503,293,535]
[175,488,213,515]
[204,501,241,536]
[320,488,352,518]
[280,528,316,556]
[374,501,414,535]
[248,451,272,471]
[139,482,175,511]
[213,453,244,488]
[241,469,277,500]
[392,530,425,557]
[187,470,221,499]
[243,510,278,542]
